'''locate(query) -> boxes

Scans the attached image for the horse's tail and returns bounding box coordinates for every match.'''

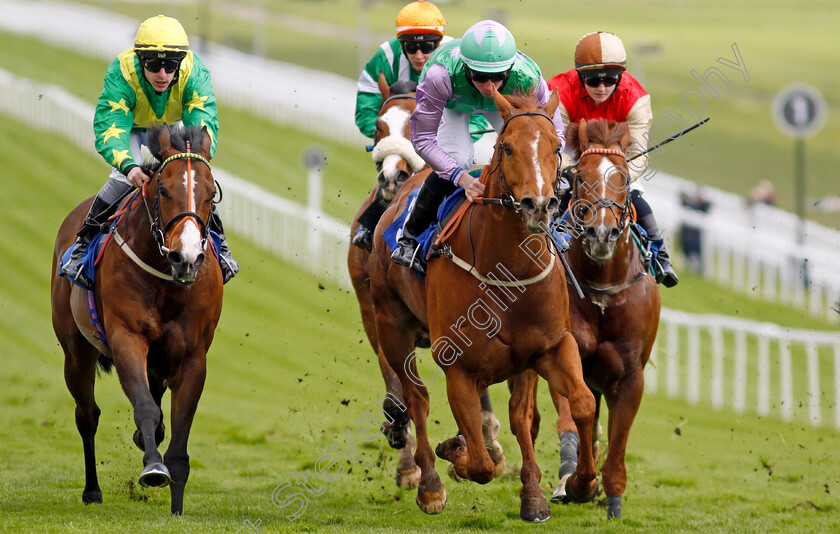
[97,354,115,374]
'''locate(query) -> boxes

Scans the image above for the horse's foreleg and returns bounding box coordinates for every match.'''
[549,389,602,503]
[133,373,167,451]
[63,341,102,504]
[163,353,207,515]
[534,333,598,504]
[377,337,444,514]
[601,365,645,520]
[479,389,506,474]
[442,368,495,484]
[111,334,169,489]
[508,371,550,522]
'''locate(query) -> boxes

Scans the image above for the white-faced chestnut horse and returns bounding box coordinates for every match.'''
[50,124,223,515]
[542,118,660,519]
[368,90,599,522]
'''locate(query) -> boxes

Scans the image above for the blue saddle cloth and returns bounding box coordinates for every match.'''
[382,187,467,260]
[59,228,222,289]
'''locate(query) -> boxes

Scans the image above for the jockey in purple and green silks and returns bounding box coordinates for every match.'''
[61,15,237,290]
[391,19,565,273]
[351,1,491,250]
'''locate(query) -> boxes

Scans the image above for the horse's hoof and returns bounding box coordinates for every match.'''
[435,435,466,462]
[446,464,465,483]
[396,466,421,489]
[520,496,551,523]
[549,473,572,504]
[416,486,447,514]
[381,422,408,450]
[139,463,171,488]
[565,475,600,504]
[607,495,622,520]
[82,489,103,504]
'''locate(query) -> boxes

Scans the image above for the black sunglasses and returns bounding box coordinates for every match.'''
[142,57,181,74]
[467,67,509,84]
[583,74,620,88]
[402,40,438,55]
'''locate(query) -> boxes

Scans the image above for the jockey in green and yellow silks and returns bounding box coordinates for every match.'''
[62,15,237,290]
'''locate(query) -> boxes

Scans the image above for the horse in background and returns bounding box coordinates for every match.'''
[348,76,507,489]
[547,118,660,519]
[368,90,599,522]
[51,125,224,515]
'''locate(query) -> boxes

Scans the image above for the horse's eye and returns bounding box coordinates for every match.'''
[159,187,171,199]
[503,143,513,157]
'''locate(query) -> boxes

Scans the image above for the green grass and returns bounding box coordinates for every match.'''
[2,103,840,532]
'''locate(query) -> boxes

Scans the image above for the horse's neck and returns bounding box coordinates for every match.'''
[570,227,639,285]
[468,184,553,278]
[117,208,167,268]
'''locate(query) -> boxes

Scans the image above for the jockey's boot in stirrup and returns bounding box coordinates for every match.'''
[391,181,443,273]
[638,212,679,288]
[209,205,239,284]
[62,195,111,290]
[352,188,391,251]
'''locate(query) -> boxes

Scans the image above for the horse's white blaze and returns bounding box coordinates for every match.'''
[381,153,402,180]
[178,168,203,262]
[179,221,204,262]
[530,130,543,191]
[381,106,410,140]
[597,158,611,226]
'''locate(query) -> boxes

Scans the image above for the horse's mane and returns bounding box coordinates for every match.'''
[503,92,543,112]
[566,119,629,155]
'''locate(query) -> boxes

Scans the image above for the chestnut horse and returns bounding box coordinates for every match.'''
[543,119,660,519]
[368,90,599,522]
[348,77,505,488]
[50,125,223,515]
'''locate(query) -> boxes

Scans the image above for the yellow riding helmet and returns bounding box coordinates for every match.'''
[574,31,626,71]
[134,15,189,54]
[395,1,445,38]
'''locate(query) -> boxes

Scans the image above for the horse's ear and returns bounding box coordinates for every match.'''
[200,126,213,158]
[156,123,174,157]
[578,118,590,149]
[565,122,581,158]
[492,88,513,117]
[378,72,391,101]
[543,88,560,118]
[618,122,632,152]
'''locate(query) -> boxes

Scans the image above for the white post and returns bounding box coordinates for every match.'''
[835,345,840,430]
[806,342,820,426]
[757,336,770,416]
[734,330,747,413]
[687,325,700,404]
[666,321,680,398]
[303,146,326,268]
[711,325,724,408]
[779,339,793,421]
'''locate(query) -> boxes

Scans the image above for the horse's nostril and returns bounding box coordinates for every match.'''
[585,227,597,239]
[609,227,621,241]
[520,197,537,213]
[547,197,560,213]
[168,250,184,266]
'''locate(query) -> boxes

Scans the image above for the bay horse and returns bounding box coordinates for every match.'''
[348,76,505,489]
[368,90,599,522]
[50,124,224,515]
[544,118,661,519]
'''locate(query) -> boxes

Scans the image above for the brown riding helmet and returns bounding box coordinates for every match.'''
[574,31,627,71]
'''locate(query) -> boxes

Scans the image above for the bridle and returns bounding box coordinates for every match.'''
[567,147,632,234]
[142,140,212,256]
[478,111,557,214]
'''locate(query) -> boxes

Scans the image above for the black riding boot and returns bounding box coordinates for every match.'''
[208,205,239,284]
[352,187,391,251]
[390,178,447,273]
[61,195,113,290]
[637,212,679,288]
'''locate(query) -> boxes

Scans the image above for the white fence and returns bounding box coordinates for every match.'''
[649,309,840,429]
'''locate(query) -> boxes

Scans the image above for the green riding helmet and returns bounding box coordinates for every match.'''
[459,20,516,74]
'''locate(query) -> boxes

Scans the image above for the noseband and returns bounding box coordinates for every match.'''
[143,141,212,256]
[568,148,632,233]
[481,111,556,214]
